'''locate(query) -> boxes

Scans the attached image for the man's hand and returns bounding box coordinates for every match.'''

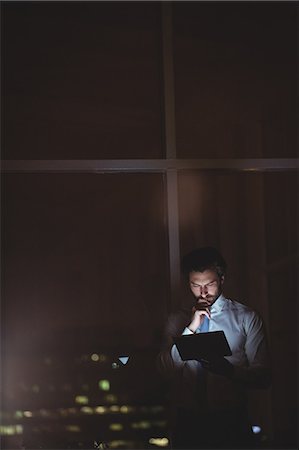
[187,302,211,333]
[200,357,234,378]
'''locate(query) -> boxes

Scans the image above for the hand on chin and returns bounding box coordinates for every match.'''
[196,296,214,307]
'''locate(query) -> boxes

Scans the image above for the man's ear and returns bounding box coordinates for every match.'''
[220,275,225,285]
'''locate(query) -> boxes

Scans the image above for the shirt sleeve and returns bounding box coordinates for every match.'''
[232,310,271,388]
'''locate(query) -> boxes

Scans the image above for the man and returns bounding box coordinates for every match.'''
[158,247,271,449]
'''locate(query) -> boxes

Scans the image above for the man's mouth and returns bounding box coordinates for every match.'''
[196,296,213,303]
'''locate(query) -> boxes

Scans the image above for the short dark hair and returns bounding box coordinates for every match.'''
[181,247,227,278]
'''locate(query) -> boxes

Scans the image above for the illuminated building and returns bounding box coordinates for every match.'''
[1,351,170,449]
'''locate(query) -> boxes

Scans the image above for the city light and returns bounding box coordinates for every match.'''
[91,353,100,362]
[120,405,131,414]
[149,437,169,447]
[66,425,81,432]
[110,405,120,413]
[94,406,108,414]
[0,425,23,435]
[23,411,33,418]
[98,379,110,391]
[80,406,93,414]
[75,395,89,405]
[109,423,123,431]
[108,440,135,449]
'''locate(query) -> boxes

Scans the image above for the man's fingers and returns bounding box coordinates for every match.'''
[193,307,211,319]
[194,304,210,313]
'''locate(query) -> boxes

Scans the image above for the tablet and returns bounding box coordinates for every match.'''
[174,330,232,361]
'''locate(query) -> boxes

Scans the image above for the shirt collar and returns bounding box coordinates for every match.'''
[210,293,226,313]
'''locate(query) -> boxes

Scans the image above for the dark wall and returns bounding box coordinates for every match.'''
[2,2,163,159]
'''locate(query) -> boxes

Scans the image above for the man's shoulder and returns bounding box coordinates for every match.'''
[225,297,257,315]
[224,297,262,324]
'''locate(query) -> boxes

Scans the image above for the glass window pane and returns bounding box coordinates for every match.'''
[178,170,297,307]
[3,3,163,159]
[2,173,170,447]
[173,3,296,158]
[177,170,297,445]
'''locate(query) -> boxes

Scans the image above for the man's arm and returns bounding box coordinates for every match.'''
[232,311,271,388]
[204,311,271,388]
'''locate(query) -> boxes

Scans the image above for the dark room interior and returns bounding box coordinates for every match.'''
[1,1,298,449]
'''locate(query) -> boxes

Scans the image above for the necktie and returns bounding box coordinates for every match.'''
[196,313,210,407]
[200,314,210,333]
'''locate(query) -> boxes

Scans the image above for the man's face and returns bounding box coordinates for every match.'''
[189,269,224,306]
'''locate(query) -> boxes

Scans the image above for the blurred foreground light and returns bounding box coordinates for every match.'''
[95,406,108,414]
[75,395,89,405]
[252,425,262,434]
[66,425,81,432]
[149,437,169,447]
[23,411,33,418]
[131,420,151,429]
[98,379,110,391]
[80,406,93,414]
[0,425,23,436]
[109,423,123,431]
[110,405,120,413]
[108,441,134,449]
[91,353,100,362]
[120,405,129,414]
[14,411,23,419]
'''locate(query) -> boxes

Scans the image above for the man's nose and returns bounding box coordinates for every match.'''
[199,286,208,296]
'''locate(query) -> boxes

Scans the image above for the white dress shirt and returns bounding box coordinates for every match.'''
[160,294,271,412]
